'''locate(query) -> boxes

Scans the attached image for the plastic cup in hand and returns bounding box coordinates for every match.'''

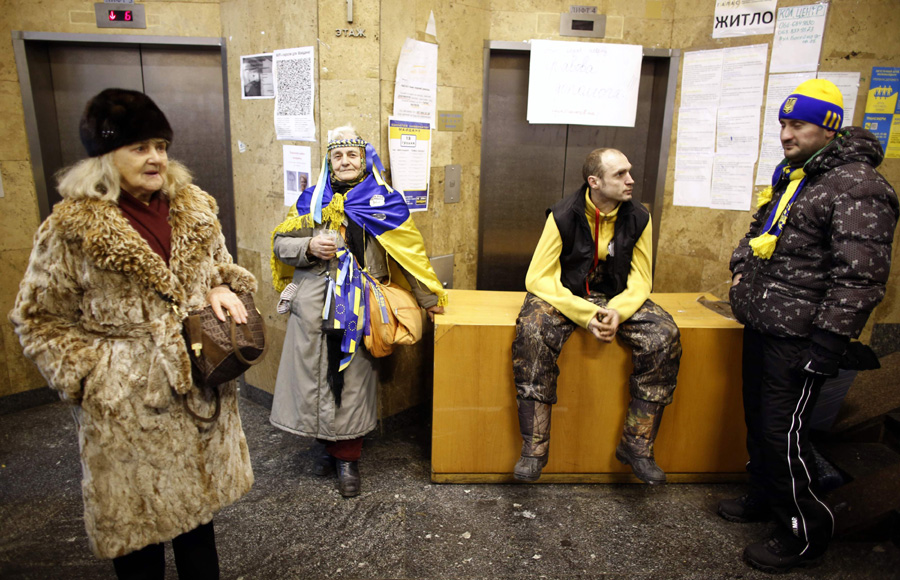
[324,229,340,245]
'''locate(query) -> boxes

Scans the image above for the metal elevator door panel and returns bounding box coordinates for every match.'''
[31,42,235,256]
[47,44,144,171]
[478,50,668,291]
[477,50,568,292]
[141,46,235,251]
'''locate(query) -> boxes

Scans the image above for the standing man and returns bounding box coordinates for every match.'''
[511,148,682,485]
[725,79,898,573]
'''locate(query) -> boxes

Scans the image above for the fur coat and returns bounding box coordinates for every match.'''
[9,173,256,559]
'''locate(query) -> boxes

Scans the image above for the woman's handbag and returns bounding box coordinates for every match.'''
[364,279,423,358]
[182,293,268,421]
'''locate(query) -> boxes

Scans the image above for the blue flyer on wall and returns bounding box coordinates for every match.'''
[862,66,900,158]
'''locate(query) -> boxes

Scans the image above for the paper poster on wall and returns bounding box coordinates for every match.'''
[817,71,860,127]
[274,46,316,141]
[681,49,725,110]
[712,0,777,39]
[717,107,761,156]
[863,67,900,158]
[388,118,432,212]
[675,46,766,209]
[282,145,312,207]
[674,154,714,208]
[711,155,755,211]
[676,107,717,156]
[240,53,274,99]
[393,39,438,129]
[769,3,828,74]
[720,44,768,108]
[527,40,642,127]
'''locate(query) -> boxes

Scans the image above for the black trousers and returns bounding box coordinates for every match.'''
[112,521,219,580]
[742,327,834,555]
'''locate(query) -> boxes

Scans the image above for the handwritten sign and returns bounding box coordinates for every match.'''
[527,40,642,127]
[769,3,828,73]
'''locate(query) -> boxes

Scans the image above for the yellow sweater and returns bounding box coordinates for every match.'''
[524,189,653,328]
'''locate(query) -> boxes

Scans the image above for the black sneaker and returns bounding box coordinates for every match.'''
[743,533,823,574]
[718,492,773,523]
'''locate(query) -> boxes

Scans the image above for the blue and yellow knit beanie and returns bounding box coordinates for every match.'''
[779,79,844,130]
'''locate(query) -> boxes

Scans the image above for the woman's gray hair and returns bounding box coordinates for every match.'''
[327,125,361,143]
[56,148,192,202]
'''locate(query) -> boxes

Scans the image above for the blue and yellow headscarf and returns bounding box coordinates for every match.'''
[271,137,447,369]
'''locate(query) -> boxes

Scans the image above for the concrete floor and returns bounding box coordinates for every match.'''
[1,397,899,580]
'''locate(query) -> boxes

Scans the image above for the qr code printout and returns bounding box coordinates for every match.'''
[277,57,312,116]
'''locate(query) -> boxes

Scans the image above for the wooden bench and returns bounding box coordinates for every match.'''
[431,290,748,483]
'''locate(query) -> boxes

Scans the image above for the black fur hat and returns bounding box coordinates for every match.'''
[79,88,173,157]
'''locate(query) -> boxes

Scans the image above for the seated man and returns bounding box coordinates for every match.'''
[511,148,682,484]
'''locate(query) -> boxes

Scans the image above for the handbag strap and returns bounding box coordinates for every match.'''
[231,312,269,365]
[182,389,221,423]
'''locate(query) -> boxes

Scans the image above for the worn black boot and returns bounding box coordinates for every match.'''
[336,460,360,497]
[513,399,552,482]
[615,398,666,484]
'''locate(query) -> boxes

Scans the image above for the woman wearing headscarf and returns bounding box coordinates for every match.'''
[270,126,447,497]
[9,89,255,579]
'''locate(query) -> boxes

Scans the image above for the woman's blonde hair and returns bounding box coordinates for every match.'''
[56,145,192,202]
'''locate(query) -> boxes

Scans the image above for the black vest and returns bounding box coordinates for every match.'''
[549,185,650,298]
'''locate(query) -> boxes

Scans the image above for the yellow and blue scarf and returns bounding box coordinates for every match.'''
[271,141,447,370]
[749,162,807,260]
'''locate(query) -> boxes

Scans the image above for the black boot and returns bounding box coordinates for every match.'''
[743,530,824,573]
[336,460,360,497]
[615,398,666,484]
[313,452,336,477]
[718,490,773,523]
[513,399,551,482]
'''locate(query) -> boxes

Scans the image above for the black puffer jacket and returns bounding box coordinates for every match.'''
[730,126,899,339]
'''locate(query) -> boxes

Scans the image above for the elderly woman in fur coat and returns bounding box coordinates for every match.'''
[9,89,255,580]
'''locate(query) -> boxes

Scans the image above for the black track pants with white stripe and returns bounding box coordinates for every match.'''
[741,326,835,555]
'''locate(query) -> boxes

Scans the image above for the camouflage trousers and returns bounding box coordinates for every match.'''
[512,292,682,406]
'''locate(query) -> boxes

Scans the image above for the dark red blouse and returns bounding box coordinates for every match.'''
[118,190,172,264]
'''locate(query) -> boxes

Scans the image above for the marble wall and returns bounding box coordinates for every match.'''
[2,0,898,404]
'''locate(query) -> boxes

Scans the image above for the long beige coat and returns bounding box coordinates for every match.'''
[9,177,255,559]
[270,225,436,440]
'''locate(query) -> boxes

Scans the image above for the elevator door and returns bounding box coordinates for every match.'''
[477,49,670,291]
[31,41,235,255]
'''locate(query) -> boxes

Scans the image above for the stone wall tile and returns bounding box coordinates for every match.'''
[1,247,45,395]
[490,11,538,41]
[0,161,41,252]
[319,0,379,81]
[0,83,28,161]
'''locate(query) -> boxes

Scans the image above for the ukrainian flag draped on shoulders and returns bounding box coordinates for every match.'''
[270,140,448,370]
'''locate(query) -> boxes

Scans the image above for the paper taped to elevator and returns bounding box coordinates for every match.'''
[526,40,642,127]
